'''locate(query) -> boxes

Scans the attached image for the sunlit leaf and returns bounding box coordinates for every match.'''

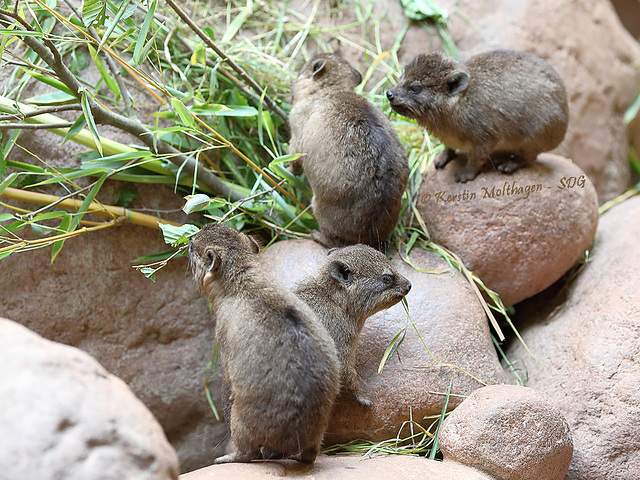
[82,0,107,28]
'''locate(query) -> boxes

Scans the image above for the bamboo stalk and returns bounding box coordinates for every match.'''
[1,187,182,229]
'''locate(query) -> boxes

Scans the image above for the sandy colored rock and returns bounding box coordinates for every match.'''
[0,224,227,472]
[0,317,179,480]
[439,385,572,480]
[416,153,598,306]
[260,240,507,445]
[506,195,640,480]
[180,454,494,480]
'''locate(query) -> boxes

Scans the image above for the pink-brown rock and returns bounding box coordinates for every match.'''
[0,222,227,472]
[0,317,180,480]
[506,195,640,480]
[180,454,494,480]
[417,153,598,306]
[439,385,573,480]
[260,240,507,445]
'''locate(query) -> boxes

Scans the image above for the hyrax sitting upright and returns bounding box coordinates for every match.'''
[188,223,340,464]
[288,53,409,250]
[294,244,411,406]
[387,50,569,182]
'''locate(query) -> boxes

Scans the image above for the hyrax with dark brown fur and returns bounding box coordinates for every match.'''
[387,50,569,182]
[188,223,340,464]
[293,244,411,406]
[289,53,409,250]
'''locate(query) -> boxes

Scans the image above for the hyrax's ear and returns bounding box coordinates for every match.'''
[447,71,469,96]
[205,248,219,272]
[329,259,352,284]
[311,59,327,79]
[246,235,261,254]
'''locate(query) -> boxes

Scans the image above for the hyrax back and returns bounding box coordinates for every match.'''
[188,224,340,464]
[289,53,409,250]
[387,50,569,182]
[293,244,411,406]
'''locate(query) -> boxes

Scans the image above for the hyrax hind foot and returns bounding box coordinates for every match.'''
[213,451,259,464]
[434,148,457,169]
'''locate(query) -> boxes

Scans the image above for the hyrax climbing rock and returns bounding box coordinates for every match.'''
[387,50,569,182]
[188,223,340,464]
[289,53,409,250]
[293,244,411,406]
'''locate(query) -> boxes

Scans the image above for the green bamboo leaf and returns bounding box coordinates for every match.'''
[133,0,157,65]
[51,213,71,263]
[624,90,640,125]
[158,223,200,246]
[98,0,133,51]
[82,0,107,28]
[80,89,103,155]
[68,173,108,232]
[171,98,195,127]
[24,70,75,96]
[62,114,87,146]
[378,327,406,374]
[0,29,45,37]
[0,252,11,260]
[0,172,19,195]
[0,213,13,222]
[140,266,157,283]
[183,194,212,215]
[88,45,120,97]
[23,91,77,105]
[221,0,253,43]
[33,211,67,222]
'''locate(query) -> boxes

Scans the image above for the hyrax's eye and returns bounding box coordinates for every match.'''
[381,274,393,285]
[409,85,422,94]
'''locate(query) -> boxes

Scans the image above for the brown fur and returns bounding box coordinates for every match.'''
[293,245,411,406]
[188,224,340,464]
[289,53,409,250]
[387,50,569,182]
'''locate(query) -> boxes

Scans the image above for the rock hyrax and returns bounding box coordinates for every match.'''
[293,244,411,406]
[289,53,409,250]
[188,224,340,463]
[387,50,569,182]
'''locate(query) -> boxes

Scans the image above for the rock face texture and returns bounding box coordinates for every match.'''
[0,317,180,480]
[180,454,494,480]
[439,385,573,480]
[0,223,227,472]
[260,239,507,445]
[506,196,640,480]
[417,153,599,306]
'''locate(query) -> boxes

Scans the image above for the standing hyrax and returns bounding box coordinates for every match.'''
[387,50,569,182]
[289,53,409,250]
[188,224,340,464]
[294,244,412,406]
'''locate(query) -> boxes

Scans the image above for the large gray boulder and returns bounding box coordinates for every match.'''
[0,317,179,480]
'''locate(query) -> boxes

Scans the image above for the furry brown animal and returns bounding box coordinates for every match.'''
[387,50,569,182]
[188,224,340,464]
[294,244,411,406]
[289,53,409,250]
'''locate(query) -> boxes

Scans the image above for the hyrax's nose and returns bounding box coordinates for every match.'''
[404,282,412,295]
[386,90,394,100]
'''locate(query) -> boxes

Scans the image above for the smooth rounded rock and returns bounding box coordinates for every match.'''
[417,153,598,306]
[506,195,640,480]
[439,385,573,480]
[180,454,494,480]
[0,317,180,480]
[260,239,507,445]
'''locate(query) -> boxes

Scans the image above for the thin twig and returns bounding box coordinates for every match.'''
[0,122,74,129]
[165,0,289,123]
[0,104,82,121]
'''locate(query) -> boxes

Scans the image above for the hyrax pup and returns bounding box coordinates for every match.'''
[188,224,340,464]
[387,50,569,182]
[289,53,409,250]
[293,244,411,406]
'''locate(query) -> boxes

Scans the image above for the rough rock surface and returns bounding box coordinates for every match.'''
[179,454,494,480]
[439,385,573,480]
[260,240,507,445]
[417,153,599,306]
[506,196,640,480]
[0,223,227,472]
[0,317,179,480]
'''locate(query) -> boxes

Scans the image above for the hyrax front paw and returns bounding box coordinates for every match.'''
[454,165,479,183]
